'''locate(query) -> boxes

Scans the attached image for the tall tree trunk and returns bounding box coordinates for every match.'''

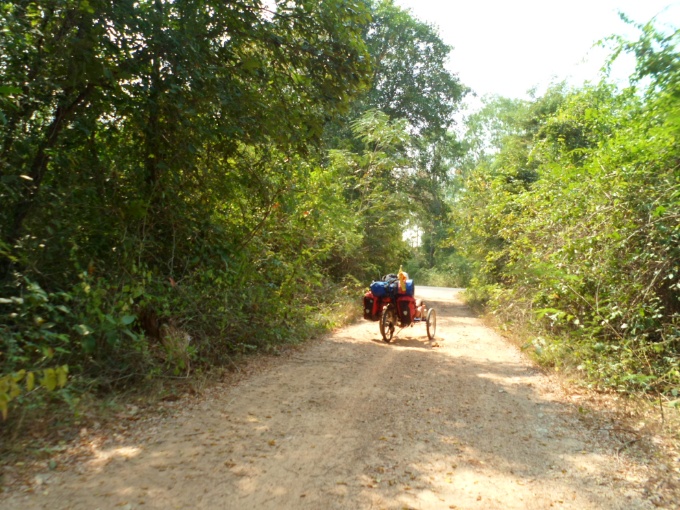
[1,87,92,278]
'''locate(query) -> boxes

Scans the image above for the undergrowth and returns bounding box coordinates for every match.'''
[0,281,364,459]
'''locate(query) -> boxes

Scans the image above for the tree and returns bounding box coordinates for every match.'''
[322,0,467,277]
[0,0,375,418]
[326,110,412,278]
[0,0,372,275]
[362,0,466,136]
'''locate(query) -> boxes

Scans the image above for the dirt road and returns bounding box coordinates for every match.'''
[4,287,667,509]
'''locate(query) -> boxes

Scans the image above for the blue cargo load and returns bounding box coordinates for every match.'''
[370,280,398,298]
[401,279,415,297]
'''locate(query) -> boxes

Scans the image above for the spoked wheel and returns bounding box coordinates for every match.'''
[426,308,437,340]
[380,304,396,343]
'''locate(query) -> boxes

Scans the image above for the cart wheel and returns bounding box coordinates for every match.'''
[426,308,437,340]
[380,304,396,343]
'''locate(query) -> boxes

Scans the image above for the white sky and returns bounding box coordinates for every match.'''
[394,0,680,101]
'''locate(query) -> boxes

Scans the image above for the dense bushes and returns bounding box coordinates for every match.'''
[452,24,680,396]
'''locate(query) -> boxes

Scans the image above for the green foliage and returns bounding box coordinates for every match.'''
[0,276,72,418]
[0,0,465,421]
[0,366,68,420]
[324,1,468,278]
[0,0,374,416]
[326,110,412,279]
[407,252,472,288]
[361,0,466,136]
[452,23,680,395]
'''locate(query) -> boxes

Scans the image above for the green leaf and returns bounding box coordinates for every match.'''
[8,380,21,399]
[0,394,8,421]
[121,315,136,325]
[41,369,57,391]
[56,365,68,388]
[0,85,22,96]
[26,372,35,392]
[653,205,666,217]
[535,308,562,319]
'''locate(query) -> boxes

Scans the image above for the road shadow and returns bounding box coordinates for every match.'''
[380,336,432,349]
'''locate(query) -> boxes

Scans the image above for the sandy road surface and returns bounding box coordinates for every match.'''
[4,287,665,509]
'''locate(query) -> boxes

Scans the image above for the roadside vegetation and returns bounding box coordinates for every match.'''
[449,20,679,403]
[0,0,465,436]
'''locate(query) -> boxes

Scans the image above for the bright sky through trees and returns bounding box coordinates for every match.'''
[394,0,680,100]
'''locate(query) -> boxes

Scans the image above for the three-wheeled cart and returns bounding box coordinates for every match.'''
[363,277,437,343]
